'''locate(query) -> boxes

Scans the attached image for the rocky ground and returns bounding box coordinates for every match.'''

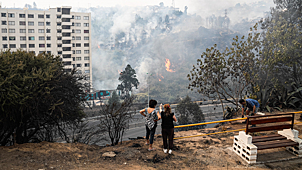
[1,110,302,170]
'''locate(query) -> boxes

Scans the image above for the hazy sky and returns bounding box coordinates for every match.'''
[2,0,274,15]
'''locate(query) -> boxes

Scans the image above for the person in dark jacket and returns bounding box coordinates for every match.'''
[160,103,177,154]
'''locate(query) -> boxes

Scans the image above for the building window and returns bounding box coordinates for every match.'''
[76,50,81,54]
[72,57,75,61]
[83,16,89,20]
[8,13,15,18]
[76,36,81,40]
[76,64,81,67]
[38,22,44,26]
[57,29,62,33]
[28,29,35,33]
[20,44,26,48]
[57,37,62,40]
[76,57,81,61]
[85,63,90,67]
[72,29,75,33]
[1,13,6,17]
[29,36,35,40]
[20,36,26,41]
[84,43,89,47]
[20,29,26,33]
[76,43,81,47]
[72,50,75,54]
[8,21,15,25]
[1,21,6,25]
[28,21,34,26]
[62,33,71,37]
[3,44,8,48]
[39,51,44,54]
[84,30,89,33]
[72,22,74,26]
[47,44,51,47]
[75,23,81,27]
[57,44,62,47]
[58,51,62,54]
[38,29,44,33]
[38,14,44,18]
[75,29,81,33]
[57,15,61,19]
[63,54,71,58]
[39,44,45,48]
[57,8,61,12]
[63,47,71,51]
[19,21,26,25]
[84,23,89,27]
[84,56,89,60]
[9,44,16,48]
[1,28,7,33]
[62,25,70,29]
[46,22,51,26]
[28,14,34,18]
[9,29,15,33]
[75,16,81,20]
[72,15,74,19]
[72,36,75,40]
[2,36,7,41]
[9,36,15,41]
[84,36,89,40]
[19,14,25,18]
[47,36,51,40]
[72,43,75,47]
[29,44,35,48]
[85,76,90,80]
[39,36,45,40]
[57,22,61,26]
[85,70,90,73]
[46,29,51,33]
[84,50,89,54]
[46,14,50,18]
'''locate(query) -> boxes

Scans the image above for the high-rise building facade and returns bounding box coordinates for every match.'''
[0,6,92,86]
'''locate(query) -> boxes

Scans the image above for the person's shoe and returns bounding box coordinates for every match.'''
[168,149,172,154]
[163,149,167,153]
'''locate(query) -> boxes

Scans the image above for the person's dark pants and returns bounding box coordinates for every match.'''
[162,128,174,149]
[146,125,157,144]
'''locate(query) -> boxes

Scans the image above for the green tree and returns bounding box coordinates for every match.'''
[188,24,261,115]
[117,64,139,98]
[108,91,120,107]
[176,96,204,126]
[0,50,87,145]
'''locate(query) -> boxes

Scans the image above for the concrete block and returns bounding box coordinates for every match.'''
[238,131,252,145]
[286,146,302,156]
[278,129,299,140]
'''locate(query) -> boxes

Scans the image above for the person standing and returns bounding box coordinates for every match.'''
[160,103,177,154]
[140,99,161,151]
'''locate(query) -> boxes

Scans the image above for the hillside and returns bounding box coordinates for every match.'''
[1,111,302,170]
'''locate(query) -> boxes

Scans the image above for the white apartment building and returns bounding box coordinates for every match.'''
[0,6,92,87]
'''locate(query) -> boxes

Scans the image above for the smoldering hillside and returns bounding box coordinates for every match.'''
[76,1,274,102]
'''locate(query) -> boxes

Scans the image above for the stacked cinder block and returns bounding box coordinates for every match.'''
[233,131,257,164]
[278,129,302,157]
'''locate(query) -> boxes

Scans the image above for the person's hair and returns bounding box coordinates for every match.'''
[164,104,171,116]
[239,99,245,104]
[149,99,157,108]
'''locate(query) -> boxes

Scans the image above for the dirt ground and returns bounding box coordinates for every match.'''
[1,110,302,170]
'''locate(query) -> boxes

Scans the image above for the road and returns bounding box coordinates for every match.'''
[89,102,236,146]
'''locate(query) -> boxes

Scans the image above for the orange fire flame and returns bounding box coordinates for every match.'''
[159,79,162,81]
[165,59,175,72]
[98,45,101,49]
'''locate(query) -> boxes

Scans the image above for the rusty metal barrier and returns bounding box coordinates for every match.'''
[173,111,302,140]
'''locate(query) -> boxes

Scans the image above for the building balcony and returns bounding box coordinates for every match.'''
[62,51,72,54]
[62,57,72,62]
[62,29,72,33]
[62,36,72,40]
[62,15,72,18]
[62,44,72,47]
[62,22,72,26]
